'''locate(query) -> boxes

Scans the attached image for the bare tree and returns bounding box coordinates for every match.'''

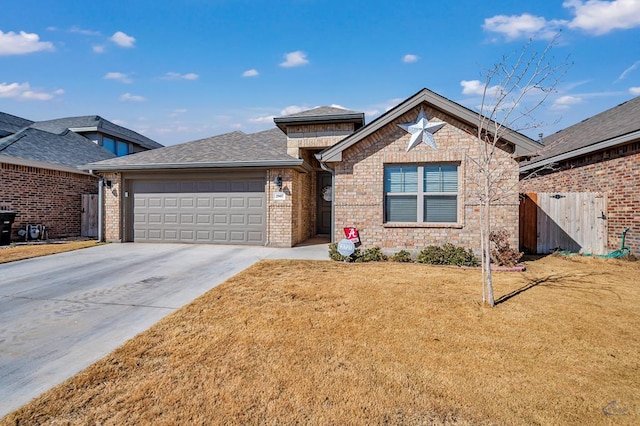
[470,36,571,307]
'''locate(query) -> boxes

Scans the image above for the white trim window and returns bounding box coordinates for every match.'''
[384,164,458,223]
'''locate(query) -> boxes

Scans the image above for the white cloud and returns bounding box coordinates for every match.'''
[0,82,60,100]
[68,26,101,36]
[92,44,105,53]
[564,0,640,35]
[280,51,309,68]
[629,87,640,96]
[104,72,132,84]
[460,80,502,97]
[402,54,419,63]
[120,92,147,102]
[110,31,135,48]
[242,69,259,77]
[0,30,55,55]
[280,105,308,115]
[482,13,563,40]
[550,95,583,110]
[169,108,188,118]
[485,1,640,41]
[249,115,275,124]
[163,72,199,80]
[111,119,127,126]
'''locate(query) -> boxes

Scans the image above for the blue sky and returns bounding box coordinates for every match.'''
[2,0,639,146]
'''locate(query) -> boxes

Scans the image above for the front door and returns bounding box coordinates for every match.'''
[316,172,332,235]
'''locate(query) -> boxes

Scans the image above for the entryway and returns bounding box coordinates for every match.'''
[316,172,331,235]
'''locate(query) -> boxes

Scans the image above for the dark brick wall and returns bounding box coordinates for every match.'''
[0,161,98,240]
[520,141,640,254]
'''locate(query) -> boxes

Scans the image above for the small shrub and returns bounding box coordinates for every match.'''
[391,250,413,263]
[328,243,361,262]
[489,230,523,267]
[416,243,479,267]
[355,247,388,262]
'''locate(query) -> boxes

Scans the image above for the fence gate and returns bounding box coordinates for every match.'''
[520,192,607,255]
[81,194,98,238]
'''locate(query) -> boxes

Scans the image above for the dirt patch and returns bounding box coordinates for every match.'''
[0,240,102,264]
[2,255,639,425]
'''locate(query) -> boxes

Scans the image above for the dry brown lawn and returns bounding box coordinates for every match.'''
[2,255,639,425]
[0,240,101,264]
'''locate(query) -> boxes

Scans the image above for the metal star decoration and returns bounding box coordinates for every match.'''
[398,108,446,151]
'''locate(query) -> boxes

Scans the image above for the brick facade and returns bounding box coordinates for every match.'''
[520,142,640,254]
[102,172,122,242]
[0,160,98,240]
[332,105,520,253]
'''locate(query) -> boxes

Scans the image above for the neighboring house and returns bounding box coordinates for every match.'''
[85,88,540,252]
[0,113,162,240]
[520,96,640,254]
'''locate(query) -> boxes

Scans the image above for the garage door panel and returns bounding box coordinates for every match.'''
[213,198,228,208]
[196,214,211,224]
[133,179,265,244]
[197,198,211,208]
[247,197,264,208]
[230,197,245,208]
[247,214,263,225]
[148,198,162,208]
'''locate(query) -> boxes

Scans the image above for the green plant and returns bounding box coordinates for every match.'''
[328,243,361,262]
[489,230,523,267]
[416,243,479,267]
[391,250,413,263]
[355,247,388,262]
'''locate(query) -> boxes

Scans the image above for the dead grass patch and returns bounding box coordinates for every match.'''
[0,240,101,264]
[3,255,639,425]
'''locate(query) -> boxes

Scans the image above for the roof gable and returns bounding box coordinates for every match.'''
[0,127,115,167]
[0,112,34,137]
[317,88,541,162]
[30,115,163,150]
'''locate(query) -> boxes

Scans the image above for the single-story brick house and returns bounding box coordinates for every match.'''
[84,88,541,251]
[520,95,640,254]
[0,113,162,240]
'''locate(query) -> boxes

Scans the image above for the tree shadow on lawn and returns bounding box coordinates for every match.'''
[495,271,616,305]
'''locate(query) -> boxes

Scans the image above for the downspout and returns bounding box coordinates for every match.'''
[316,155,336,243]
[88,169,104,242]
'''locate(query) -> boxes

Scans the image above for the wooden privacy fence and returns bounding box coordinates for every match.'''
[81,193,98,238]
[519,192,607,255]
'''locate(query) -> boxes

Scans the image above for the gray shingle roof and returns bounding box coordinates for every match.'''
[0,127,115,167]
[30,115,163,150]
[274,106,365,132]
[281,106,362,118]
[84,127,303,171]
[523,95,640,166]
[0,112,33,137]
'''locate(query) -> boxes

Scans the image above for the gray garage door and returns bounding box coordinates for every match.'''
[132,179,265,244]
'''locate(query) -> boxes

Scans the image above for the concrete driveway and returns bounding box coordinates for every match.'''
[0,242,328,417]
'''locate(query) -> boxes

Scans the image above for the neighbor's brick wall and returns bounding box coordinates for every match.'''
[102,172,122,242]
[0,161,98,240]
[520,143,640,254]
[332,104,520,254]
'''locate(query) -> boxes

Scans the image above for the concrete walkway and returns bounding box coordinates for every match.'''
[0,241,328,417]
